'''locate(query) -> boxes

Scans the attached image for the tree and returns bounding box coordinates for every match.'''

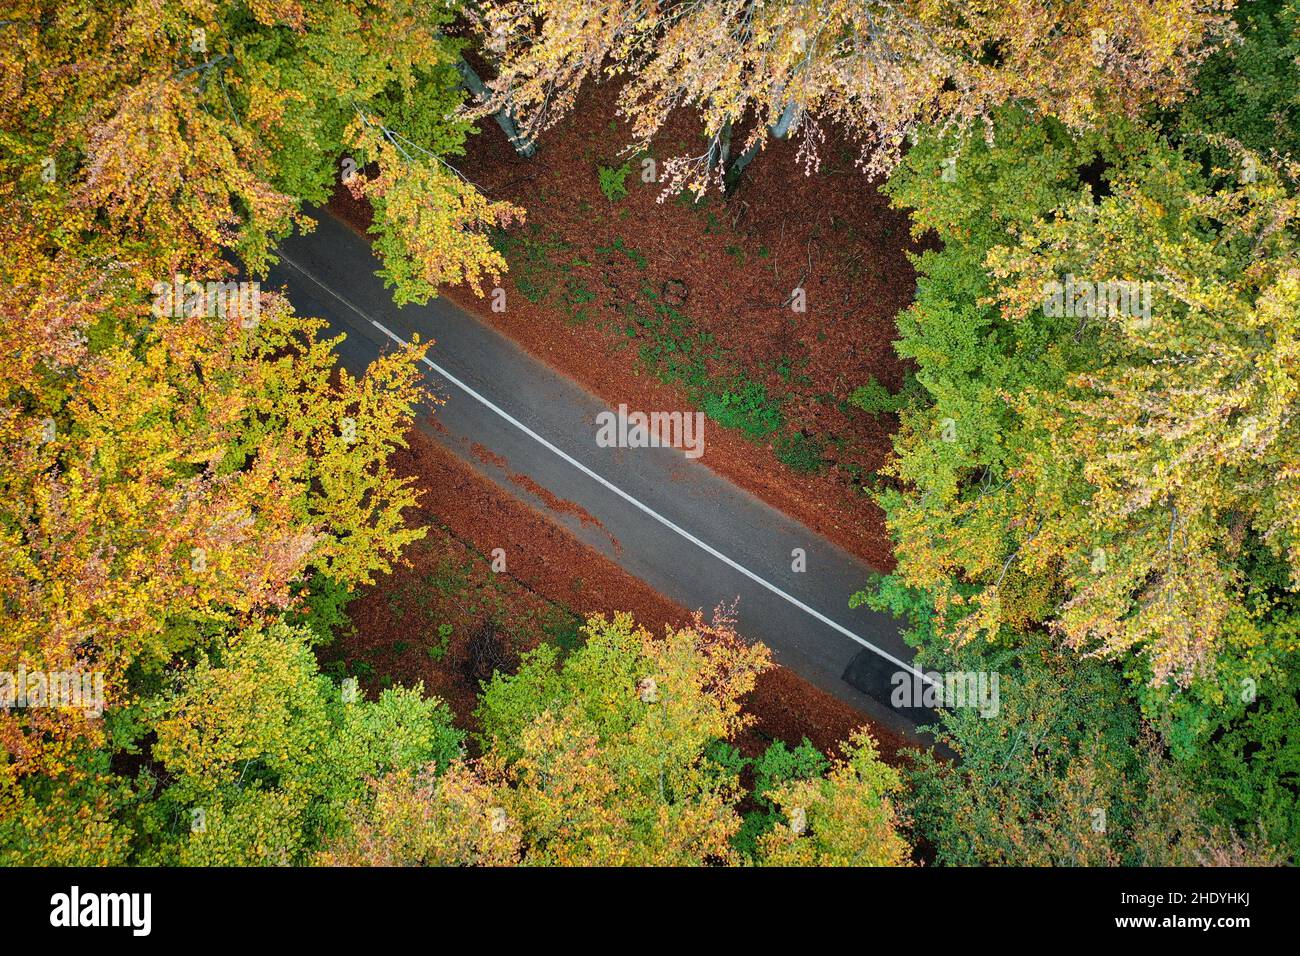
[140,622,462,865]
[324,611,918,867]
[903,642,1282,865]
[983,146,1299,684]
[0,0,514,866]
[726,736,829,858]
[326,611,777,865]
[347,111,525,304]
[318,762,522,866]
[466,0,1233,195]
[0,750,134,867]
[757,730,910,867]
[1130,745,1284,866]
[876,104,1300,681]
[474,610,769,865]
[868,12,1300,862]
[1176,0,1300,161]
[873,105,1108,649]
[0,279,429,789]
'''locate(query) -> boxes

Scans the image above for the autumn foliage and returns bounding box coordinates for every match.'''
[2,0,1296,868]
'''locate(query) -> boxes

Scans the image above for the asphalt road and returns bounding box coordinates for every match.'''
[268,209,937,744]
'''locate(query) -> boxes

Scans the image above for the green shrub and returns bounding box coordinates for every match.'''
[597,161,632,202]
[848,376,902,417]
[540,606,586,653]
[596,236,647,269]
[426,622,454,662]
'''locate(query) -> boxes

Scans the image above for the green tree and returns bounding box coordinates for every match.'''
[730,737,829,858]
[905,643,1282,865]
[472,611,769,865]
[757,730,910,867]
[137,622,462,865]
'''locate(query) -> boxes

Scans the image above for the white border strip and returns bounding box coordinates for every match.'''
[278,252,936,689]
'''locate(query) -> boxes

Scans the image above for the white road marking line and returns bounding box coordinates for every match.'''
[278,252,938,689]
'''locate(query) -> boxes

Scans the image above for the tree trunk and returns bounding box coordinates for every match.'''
[715,120,733,171]
[770,100,799,139]
[455,58,537,158]
[727,102,798,186]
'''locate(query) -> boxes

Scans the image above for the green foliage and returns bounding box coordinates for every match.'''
[562,276,596,323]
[539,605,586,652]
[628,298,713,388]
[0,749,135,866]
[756,730,910,866]
[369,61,476,160]
[134,622,462,865]
[732,738,830,859]
[492,224,572,303]
[12,0,1297,871]
[596,236,648,269]
[904,641,1132,864]
[867,109,1096,645]
[473,613,761,767]
[597,161,633,202]
[474,643,566,760]
[1175,642,1300,856]
[878,88,1300,660]
[774,431,826,474]
[875,71,1299,862]
[976,140,1298,680]
[702,379,785,439]
[608,282,798,447]
[427,622,454,661]
[848,373,923,419]
[754,738,829,800]
[467,613,772,865]
[289,571,357,645]
[848,377,901,417]
[907,638,1286,865]
[1176,0,1300,159]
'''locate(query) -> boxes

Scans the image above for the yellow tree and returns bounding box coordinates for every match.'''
[477,611,770,865]
[0,274,429,788]
[0,0,514,862]
[1,0,514,300]
[347,110,525,305]
[467,0,1234,194]
[980,149,1300,684]
[319,764,523,866]
[324,615,917,867]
